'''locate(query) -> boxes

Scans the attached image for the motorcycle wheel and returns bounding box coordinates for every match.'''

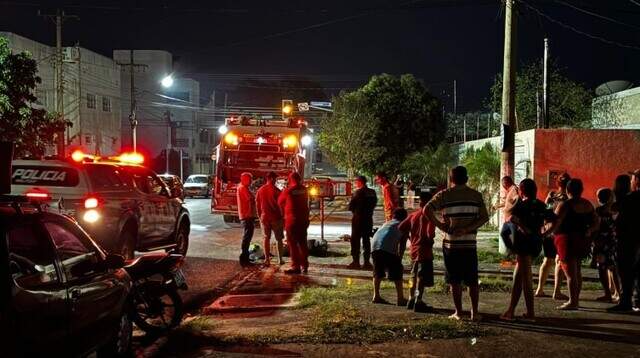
[132,282,183,334]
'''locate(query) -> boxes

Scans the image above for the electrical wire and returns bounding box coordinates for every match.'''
[554,0,640,31]
[518,0,640,50]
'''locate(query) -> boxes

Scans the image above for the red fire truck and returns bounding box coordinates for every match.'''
[211,115,307,222]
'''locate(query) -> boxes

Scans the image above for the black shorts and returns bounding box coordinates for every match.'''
[443,248,478,286]
[411,260,434,287]
[372,250,403,281]
[543,236,557,258]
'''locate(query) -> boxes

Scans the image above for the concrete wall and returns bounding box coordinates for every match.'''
[593,86,640,129]
[533,129,640,203]
[1,32,122,155]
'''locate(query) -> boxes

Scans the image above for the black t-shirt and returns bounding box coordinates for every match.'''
[349,187,378,220]
[511,199,551,237]
[616,190,640,245]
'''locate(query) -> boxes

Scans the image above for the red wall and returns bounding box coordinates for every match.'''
[534,129,640,203]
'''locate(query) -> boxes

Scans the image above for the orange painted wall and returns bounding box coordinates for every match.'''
[533,129,640,203]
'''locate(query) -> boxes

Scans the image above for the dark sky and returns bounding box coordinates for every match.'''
[2,0,640,111]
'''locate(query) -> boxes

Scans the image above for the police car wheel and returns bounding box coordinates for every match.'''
[174,224,189,256]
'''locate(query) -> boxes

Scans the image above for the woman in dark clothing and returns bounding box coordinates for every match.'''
[546,179,599,310]
[536,172,570,299]
[593,188,620,303]
[501,179,548,321]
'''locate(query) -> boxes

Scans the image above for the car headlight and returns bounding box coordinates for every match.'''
[83,209,100,223]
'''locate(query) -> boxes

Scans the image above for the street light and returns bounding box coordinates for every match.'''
[301,134,312,147]
[161,74,174,88]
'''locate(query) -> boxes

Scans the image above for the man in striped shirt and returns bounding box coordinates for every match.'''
[424,166,489,321]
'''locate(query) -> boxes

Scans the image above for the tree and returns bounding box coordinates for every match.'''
[0,36,68,156]
[319,74,445,176]
[318,91,383,177]
[461,143,500,220]
[488,61,594,130]
[360,74,445,174]
[402,143,456,186]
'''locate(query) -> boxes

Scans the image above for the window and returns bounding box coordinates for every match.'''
[7,223,60,289]
[85,165,126,190]
[86,93,96,109]
[129,169,164,195]
[315,150,323,163]
[44,222,98,281]
[102,96,111,112]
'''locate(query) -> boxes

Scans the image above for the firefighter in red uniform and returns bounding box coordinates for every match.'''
[255,171,285,265]
[278,172,310,274]
[237,172,257,266]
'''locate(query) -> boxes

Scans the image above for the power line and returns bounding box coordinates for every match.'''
[554,0,640,31]
[630,0,640,7]
[518,0,640,50]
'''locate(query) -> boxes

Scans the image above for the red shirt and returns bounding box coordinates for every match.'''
[278,184,309,228]
[236,183,256,220]
[398,209,435,261]
[255,183,283,222]
[383,183,400,221]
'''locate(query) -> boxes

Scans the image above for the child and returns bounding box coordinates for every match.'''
[371,208,409,306]
[593,188,621,303]
[399,192,436,312]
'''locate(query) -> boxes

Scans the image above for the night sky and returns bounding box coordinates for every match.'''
[2,0,640,111]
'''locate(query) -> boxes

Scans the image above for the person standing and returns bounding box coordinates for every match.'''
[255,172,285,266]
[376,172,400,222]
[609,170,640,312]
[347,175,378,269]
[592,188,621,303]
[546,179,599,310]
[399,192,436,313]
[501,179,547,321]
[535,173,570,299]
[424,166,489,321]
[371,208,409,306]
[278,172,310,274]
[237,172,257,266]
[497,176,520,255]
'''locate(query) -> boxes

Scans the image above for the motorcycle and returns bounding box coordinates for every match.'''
[123,252,188,334]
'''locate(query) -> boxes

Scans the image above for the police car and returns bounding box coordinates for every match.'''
[10,150,190,259]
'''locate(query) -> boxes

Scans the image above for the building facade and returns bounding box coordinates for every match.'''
[113,49,212,177]
[1,32,122,155]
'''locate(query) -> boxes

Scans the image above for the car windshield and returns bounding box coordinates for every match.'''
[186,176,208,184]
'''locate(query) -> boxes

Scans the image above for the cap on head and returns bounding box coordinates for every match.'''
[356,175,367,184]
[450,166,468,185]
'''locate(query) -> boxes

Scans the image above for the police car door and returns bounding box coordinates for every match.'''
[129,169,161,239]
[143,169,175,240]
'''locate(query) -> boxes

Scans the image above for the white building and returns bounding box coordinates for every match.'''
[113,50,212,176]
[592,85,640,129]
[1,32,122,155]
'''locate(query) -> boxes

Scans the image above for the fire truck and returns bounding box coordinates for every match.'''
[211,115,307,222]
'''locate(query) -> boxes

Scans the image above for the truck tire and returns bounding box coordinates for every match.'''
[97,310,132,357]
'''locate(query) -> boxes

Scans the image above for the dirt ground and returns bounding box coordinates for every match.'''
[153,265,640,358]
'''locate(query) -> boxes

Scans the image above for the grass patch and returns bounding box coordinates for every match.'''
[477,249,505,264]
[478,277,512,292]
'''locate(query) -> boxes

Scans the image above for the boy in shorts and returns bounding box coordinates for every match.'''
[399,192,436,312]
[371,208,409,306]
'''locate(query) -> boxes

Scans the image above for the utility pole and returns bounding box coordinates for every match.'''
[116,50,147,152]
[500,0,517,179]
[39,9,77,156]
[543,37,550,128]
[165,110,172,174]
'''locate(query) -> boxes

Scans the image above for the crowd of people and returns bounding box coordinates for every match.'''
[236,166,640,320]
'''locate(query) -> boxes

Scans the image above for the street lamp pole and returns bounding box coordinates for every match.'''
[165,110,172,174]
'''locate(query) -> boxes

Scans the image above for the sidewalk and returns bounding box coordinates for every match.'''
[155,264,640,358]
